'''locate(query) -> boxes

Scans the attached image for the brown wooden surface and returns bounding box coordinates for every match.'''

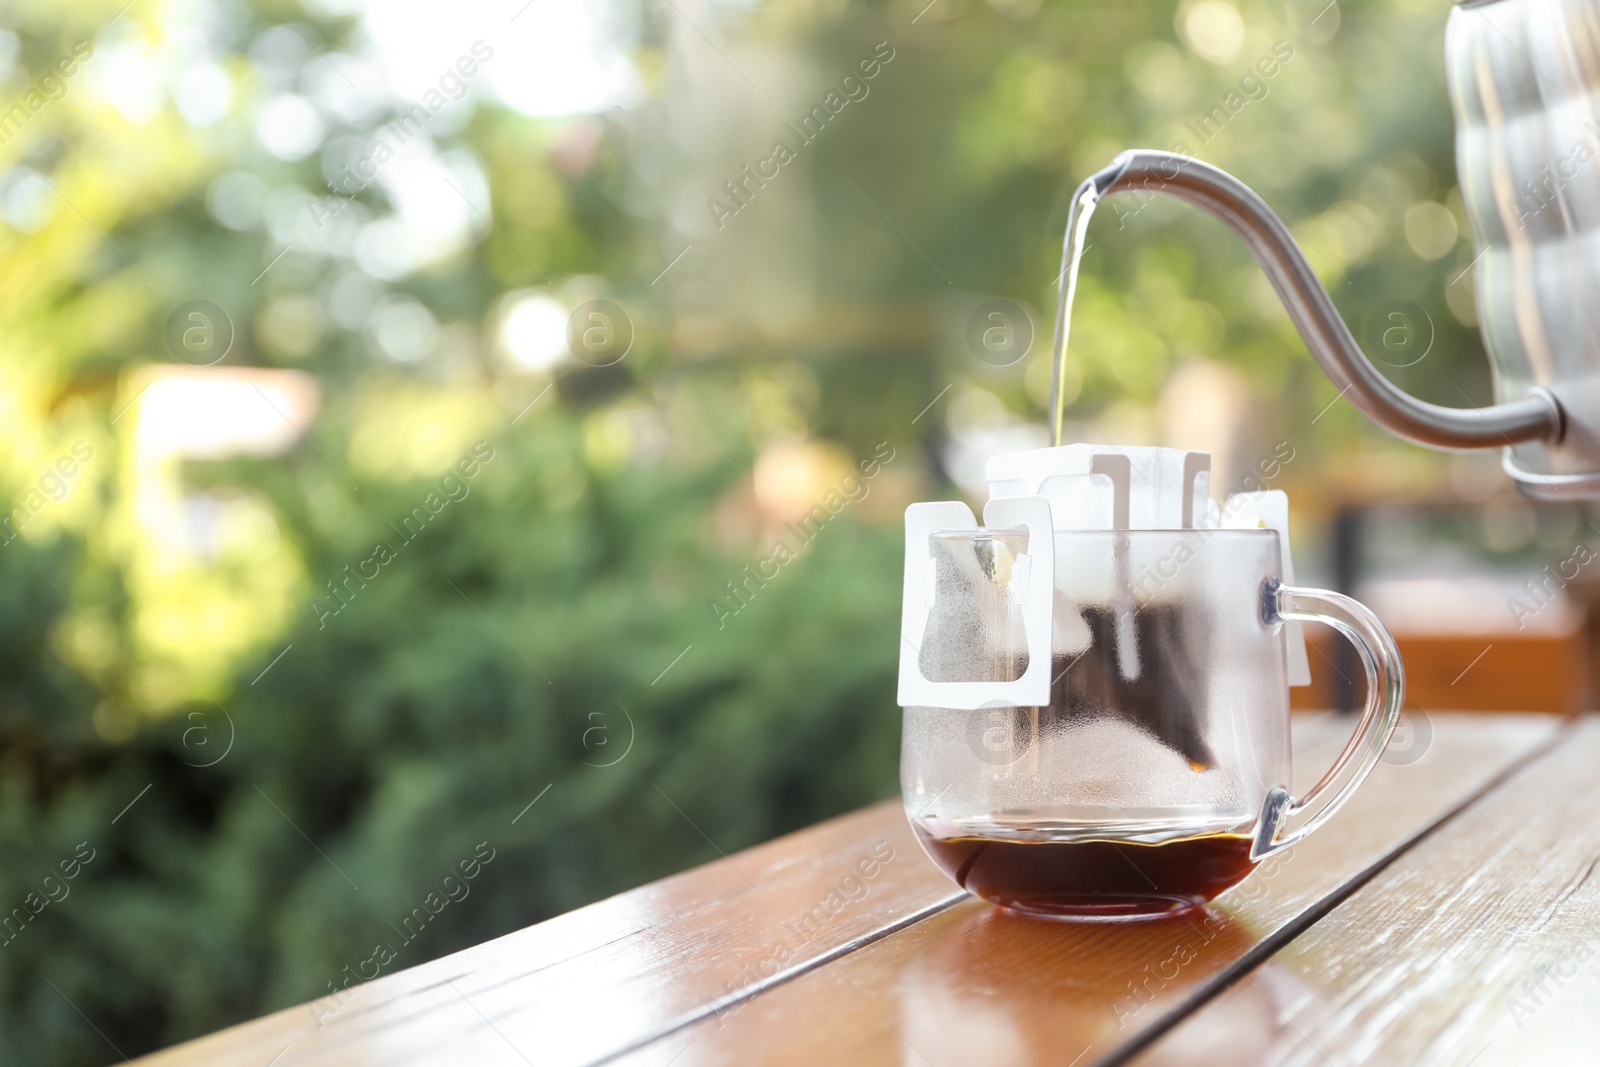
[128,714,1561,1067]
[129,799,966,1067]
[1394,632,1587,715]
[1129,715,1600,1067]
[1289,630,1586,715]
[605,715,1560,1067]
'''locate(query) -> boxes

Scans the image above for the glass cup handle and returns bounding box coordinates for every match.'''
[1251,580,1406,861]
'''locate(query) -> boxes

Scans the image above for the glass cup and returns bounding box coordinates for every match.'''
[901,528,1404,920]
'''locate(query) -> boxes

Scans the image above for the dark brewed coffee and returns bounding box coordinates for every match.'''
[1058,604,1214,770]
[919,580,1242,916]
[914,825,1257,918]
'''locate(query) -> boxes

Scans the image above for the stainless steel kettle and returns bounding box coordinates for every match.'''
[1056,0,1600,499]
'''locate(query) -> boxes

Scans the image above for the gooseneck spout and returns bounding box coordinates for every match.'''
[1050,150,1565,451]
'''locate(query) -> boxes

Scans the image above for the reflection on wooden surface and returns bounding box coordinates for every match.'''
[895,902,1263,1061]
[1133,718,1600,1067]
[131,801,963,1067]
[131,715,1566,1067]
[612,715,1558,1066]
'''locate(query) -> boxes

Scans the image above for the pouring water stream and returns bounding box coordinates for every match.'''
[1048,179,1100,448]
[1044,178,1143,678]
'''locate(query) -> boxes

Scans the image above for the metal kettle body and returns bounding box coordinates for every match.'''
[1057,0,1600,498]
[1450,0,1600,496]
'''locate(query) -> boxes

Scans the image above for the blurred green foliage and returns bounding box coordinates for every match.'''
[0,0,1501,1061]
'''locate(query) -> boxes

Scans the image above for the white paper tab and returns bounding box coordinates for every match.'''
[897,497,1055,709]
[1223,490,1311,687]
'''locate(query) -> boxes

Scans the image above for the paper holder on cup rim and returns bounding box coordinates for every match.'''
[896,443,1310,710]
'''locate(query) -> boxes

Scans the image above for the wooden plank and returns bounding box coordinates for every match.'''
[1289,630,1587,715]
[130,800,961,1067]
[1393,633,1586,715]
[128,715,1351,1067]
[603,715,1561,1067]
[1126,716,1600,1067]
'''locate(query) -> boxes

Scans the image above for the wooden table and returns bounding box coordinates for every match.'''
[133,713,1598,1067]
